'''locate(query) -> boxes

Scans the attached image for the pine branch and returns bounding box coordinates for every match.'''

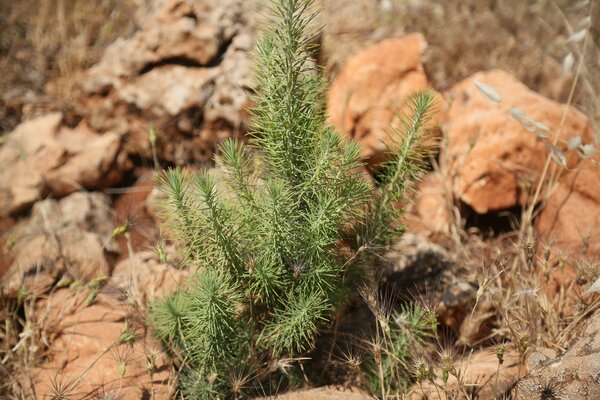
[193,172,245,274]
[262,290,330,356]
[217,138,258,210]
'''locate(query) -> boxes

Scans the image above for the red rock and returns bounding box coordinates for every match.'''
[327,34,438,166]
[112,170,158,256]
[445,69,593,214]
[28,289,174,399]
[536,158,600,258]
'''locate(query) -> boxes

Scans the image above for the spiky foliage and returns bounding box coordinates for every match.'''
[150,0,437,397]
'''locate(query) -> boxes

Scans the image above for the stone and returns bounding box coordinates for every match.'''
[327,34,437,167]
[384,233,494,344]
[27,289,174,399]
[438,280,479,337]
[406,173,452,234]
[0,113,128,215]
[408,348,521,399]
[445,69,593,214]
[76,0,255,165]
[0,217,15,280]
[536,158,600,259]
[385,233,454,290]
[257,386,372,400]
[525,348,558,371]
[145,186,167,221]
[110,250,189,304]
[320,0,381,71]
[1,192,117,296]
[514,311,600,400]
[112,170,159,255]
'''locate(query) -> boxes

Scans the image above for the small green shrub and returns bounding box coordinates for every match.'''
[150,0,437,397]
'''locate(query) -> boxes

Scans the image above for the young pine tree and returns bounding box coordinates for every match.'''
[150,0,438,397]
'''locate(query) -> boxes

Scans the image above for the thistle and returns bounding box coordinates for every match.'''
[149,0,437,397]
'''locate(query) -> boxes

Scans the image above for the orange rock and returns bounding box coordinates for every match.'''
[406,173,452,234]
[256,386,372,400]
[28,289,174,399]
[327,34,439,167]
[536,158,600,258]
[445,69,593,214]
[408,348,521,399]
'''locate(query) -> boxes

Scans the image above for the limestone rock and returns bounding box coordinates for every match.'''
[257,386,372,400]
[445,69,593,214]
[28,289,174,399]
[76,0,255,165]
[0,113,127,215]
[110,250,189,304]
[1,192,117,296]
[408,348,521,399]
[514,311,600,400]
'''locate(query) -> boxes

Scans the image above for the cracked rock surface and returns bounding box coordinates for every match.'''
[0,113,128,215]
[76,0,256,165]
[1,192,117,296]
[514,310,600,400]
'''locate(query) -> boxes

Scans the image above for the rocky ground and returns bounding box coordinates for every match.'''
[1,0,599,399]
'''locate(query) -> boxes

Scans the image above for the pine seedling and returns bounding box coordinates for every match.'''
[150,0,438,397]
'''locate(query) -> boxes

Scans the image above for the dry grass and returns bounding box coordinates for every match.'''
[0,0,138,133]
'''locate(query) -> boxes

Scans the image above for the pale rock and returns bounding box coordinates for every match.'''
[1,192,117,296]
[111,250,189,304]
[514,311,600,400]
[408,348,521,399]
[0,113,127,215]
[76,0,256,164]
[256,386,372,400]
[28,289,174,399]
